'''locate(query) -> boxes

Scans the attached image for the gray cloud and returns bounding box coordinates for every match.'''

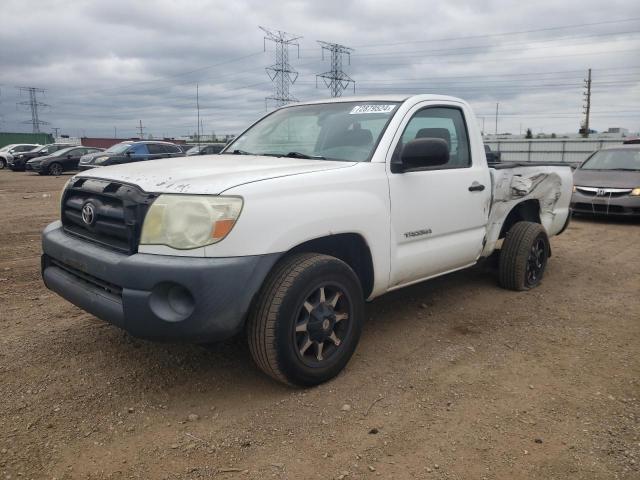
[0,0,638,138]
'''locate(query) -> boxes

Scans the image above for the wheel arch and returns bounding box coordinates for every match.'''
[499,199,542,239]
[284,233,375,299]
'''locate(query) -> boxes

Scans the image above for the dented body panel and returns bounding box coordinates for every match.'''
[482,166,572,257]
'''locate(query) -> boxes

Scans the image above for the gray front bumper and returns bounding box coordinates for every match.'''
[41,221,280,342]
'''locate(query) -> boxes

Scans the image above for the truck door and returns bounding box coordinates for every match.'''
[387,104,491,288]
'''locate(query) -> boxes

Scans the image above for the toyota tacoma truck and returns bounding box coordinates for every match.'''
[41,95,572,386]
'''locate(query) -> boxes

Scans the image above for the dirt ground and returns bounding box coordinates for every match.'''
[0,169,639,480]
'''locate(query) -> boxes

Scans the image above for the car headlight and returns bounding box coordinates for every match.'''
[94,156,110,165]
[140,195,243,249]
[631,187,640,196]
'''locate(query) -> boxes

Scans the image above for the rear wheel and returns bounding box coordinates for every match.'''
[0,159,5,170]
[499,221,549,291]
[247,253,364,386]
[48,162,63,176]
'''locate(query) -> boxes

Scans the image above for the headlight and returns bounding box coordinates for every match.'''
[631,187,640,196]
[94,156,110,165]
[140,195,243,249]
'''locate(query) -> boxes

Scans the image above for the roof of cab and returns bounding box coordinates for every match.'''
[290,94,465,106]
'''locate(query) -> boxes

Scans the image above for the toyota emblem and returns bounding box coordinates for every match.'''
[81,203,96,225]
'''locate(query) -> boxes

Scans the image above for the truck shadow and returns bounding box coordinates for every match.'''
[84,261,498,397]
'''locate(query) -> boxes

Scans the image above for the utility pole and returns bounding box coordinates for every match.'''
[316,41,355,97]
[16,86,49,133]
[494,102,499,136]
[137,120,145,139]
[52,127,60,138]
[582,68,592,138]
[114,126,117,138]
[260,26,302,108]
[196,83,201,146]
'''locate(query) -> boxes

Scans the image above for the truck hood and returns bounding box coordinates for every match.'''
[573,169,640,189]
[76,154,356,194]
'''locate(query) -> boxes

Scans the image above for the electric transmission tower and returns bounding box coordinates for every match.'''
[16,86,49,133]
[581,68,592,138]
[316,41,355,97]
[260,26,302,108]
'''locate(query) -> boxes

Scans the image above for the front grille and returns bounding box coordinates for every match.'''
[573,202,626,214]
[61,178,158,254]
[575,187,632,198]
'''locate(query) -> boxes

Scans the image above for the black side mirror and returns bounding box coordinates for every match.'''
[392,138,449,173]
[126,151,131,156]
[67,154,72,159]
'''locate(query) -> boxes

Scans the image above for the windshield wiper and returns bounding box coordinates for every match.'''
[230,149,253,155]
[285,151,326,159]
[608,168,640,171]
[259,151,326,159]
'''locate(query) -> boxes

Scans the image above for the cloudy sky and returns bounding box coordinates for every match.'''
[1,0,638,139]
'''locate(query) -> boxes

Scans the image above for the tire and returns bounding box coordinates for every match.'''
[499,221,550,291]
[247,253,364,386]
[0,159,5,170]
[48,162,63,176]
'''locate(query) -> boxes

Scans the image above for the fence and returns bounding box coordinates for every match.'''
[484,139,625,165]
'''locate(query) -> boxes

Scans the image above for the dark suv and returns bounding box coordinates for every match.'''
[26,146,104,175]
[79,141,185,170]
[8,144,74,171]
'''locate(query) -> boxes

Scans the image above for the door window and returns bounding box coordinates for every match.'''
[397,107,471,168]
[129,144,149,155]
[147,144,166,155]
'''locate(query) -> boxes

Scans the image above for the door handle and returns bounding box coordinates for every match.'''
[468,182,485,192]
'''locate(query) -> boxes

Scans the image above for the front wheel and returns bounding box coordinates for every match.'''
[499,221,550,291]
[0,159,5,170]
[247,253,364,386]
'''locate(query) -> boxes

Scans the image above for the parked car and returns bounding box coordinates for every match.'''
[0,144,40,169]
[78,141,184,170]
[571,145,640,216]
[78,141,134,169]
[623,137,640,145]
[484,144,501,163]
[8,143,74,171]
[42,94,572,386]
[26,146,104,175]
[186,143,226,156]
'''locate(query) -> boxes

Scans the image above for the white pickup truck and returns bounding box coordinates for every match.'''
[42,95,572,386]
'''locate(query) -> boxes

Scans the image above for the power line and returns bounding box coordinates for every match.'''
[260,26,302,108]
[354,29,640,58]
[16,86,49,133]
[316,41,355,97]
[353,17,640,48]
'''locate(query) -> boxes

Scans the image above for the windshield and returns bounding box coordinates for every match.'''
[581,149,640,171]
[225,101,400,162]
[105,142,132,154]
[0,145,15,152]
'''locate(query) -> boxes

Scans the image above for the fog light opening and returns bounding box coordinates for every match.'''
[149,282,195,323]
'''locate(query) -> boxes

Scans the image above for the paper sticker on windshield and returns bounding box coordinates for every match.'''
[349,104,396,115]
